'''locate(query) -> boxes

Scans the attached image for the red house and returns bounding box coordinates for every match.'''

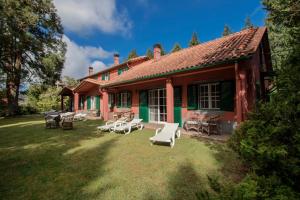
[61,27,272,133]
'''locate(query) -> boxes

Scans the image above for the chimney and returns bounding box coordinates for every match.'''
[153,44,161,60]
[88,66,93,76]
[113,53,120,65]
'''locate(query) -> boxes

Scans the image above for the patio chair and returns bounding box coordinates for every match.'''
[97,116,128,132]
[61,114,75,130]
[149,123,180,148]
[45,115,60,129]
[200,115,221,135]
[74,112,88,121]
[110,118,144,134]
[184,112,201,133]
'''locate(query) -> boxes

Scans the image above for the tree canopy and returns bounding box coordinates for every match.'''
[229,0,300,198]
[243,16,254,29]
[146,48,153,59]
[171,43,182,53]
[0,0,66,115]
[127,49,138,60]
[189,32,200,47]
[222,25,232,36]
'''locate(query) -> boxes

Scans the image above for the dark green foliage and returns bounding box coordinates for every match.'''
[127,49,138,60]
[229,0,300,198]
[171,42,182,53]
[146,48,153,59]
[189,32,200,47]
[222,25,232,36]
[243,16,254,29]
[0,0,66,115]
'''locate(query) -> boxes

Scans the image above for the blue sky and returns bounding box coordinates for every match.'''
[53,0,266,78]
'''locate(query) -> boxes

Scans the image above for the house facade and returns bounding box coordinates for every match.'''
[61,27,272,133]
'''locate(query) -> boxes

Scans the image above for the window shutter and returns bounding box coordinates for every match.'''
[116,93,121,107]
[127,92,132,108]
[187,85,198,110]
[220,81,235,111]
[139,90,149,122]
[107,72,110,80]
[118,68,122,75]
[101,74,105,80]
[95,96,100,110]
[87,96,91,110]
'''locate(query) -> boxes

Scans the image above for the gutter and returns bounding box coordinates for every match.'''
[101,54,253,88]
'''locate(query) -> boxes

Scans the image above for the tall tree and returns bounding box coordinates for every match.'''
[127,49,138,60]
[189,32,200,47]
[146,48,153,59]
[230,0,300,197]
[244,16,254,29]
[0,0,66,115]
[171,43,182,53]
[222,25,232,36]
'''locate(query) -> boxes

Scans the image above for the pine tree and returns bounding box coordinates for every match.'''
[222,25,232,36]
[189,32,200,47]
[0,0,66,115]
[127,49,138,60]
[244,16,254,29]
[146,48,153,59]
[171,43,182,53]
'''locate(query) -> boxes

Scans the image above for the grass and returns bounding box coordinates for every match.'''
[0,115,244,200]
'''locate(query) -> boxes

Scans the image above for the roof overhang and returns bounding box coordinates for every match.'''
[59,87,74,96]
[73,78,101,93]
[102,54,252,88]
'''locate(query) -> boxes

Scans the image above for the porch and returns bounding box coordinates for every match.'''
[102,63,243,134]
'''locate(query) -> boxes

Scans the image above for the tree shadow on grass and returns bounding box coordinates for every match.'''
[144,161,208,200]
[0,116,120,199]
[191,137,248,183]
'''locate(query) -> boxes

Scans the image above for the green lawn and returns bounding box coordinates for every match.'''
[0,116,243,200]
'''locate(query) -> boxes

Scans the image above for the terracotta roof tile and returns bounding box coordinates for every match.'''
[104,27,267,87]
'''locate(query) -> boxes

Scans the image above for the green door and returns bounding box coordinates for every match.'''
[87,96,91,110]
[95,96,100,110]
[139,90,149,122]
[174,87,182,127]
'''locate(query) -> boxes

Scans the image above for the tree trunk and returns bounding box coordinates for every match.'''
[6,54,21,116]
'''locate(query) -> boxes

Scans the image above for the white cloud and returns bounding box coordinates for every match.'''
[54,0,132,35]
[62,35,112,79]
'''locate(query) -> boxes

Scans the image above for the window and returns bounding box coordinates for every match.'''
[198,83,220,109]
[108,93,114,108]
[102,72,109,80]
[120,92,128,107]
[118,92,131,108]
[118,66,129,75]
[90,96,95,110]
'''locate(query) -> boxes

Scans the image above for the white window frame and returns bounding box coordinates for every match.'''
[103,72,109,80]
[198,83,220,109]
[120,92,129,108]
[148,88,167,123]
[108,93,114,107]
[90,96,96,110]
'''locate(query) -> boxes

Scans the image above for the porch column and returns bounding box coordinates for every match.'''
[182,83,188,121]
[74,93,79,112]
[166,78,174,123]
[102,89,109,121]
[61,95,64,111]
[235,62,245,124]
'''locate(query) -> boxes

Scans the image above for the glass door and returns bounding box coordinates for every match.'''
[149,88,166,122]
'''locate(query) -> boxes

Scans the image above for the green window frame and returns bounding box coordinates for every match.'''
[117,91,132,108]
[117,66,129,75]
[101,72,110,80]
[187,81,235,111]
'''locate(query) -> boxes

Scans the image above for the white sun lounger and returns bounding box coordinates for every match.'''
[97,119,126,132]
[149,123,181,148]
[110,118,144,134]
